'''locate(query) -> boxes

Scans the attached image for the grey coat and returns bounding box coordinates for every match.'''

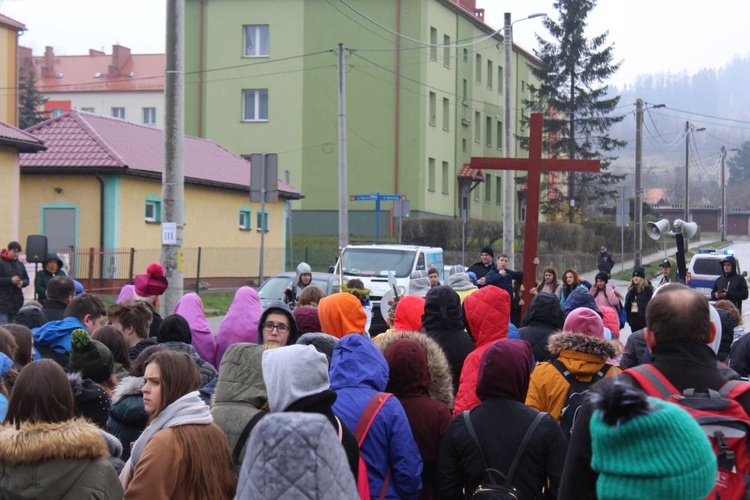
[234,412,358,500]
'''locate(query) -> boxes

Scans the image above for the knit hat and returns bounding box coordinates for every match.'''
[73,280,85,296]
[70,328,114,383]
[590,381,716,500]
[135,263,168,297]
[480,246,494,258]
[632,267,646,279]
[293,305,322,335]
[563,307,605,339]
[157,314,192,344]
[466,271,478,285]
[262,344,330,412]
[68,373,111,429]
[594,272,609,283]
[393,295,425,332]
[14,305,47,329]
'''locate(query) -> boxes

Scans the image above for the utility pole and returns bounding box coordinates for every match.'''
[503,13,514,268]
[634,98,643,268]
[161,0,184,315]
[568,74,576,223]
[684,121,690,223]
[337,43,348,250]
[721,145,727,241]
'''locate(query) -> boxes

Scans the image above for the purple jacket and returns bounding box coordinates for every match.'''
[174,292,217,367]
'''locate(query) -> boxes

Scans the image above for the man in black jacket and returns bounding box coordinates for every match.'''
[467,247,494,288]
[0,241,29,325]
[41,276,75,322]
[559,283,750,499]
[711,256,748,313]
[597,246,615,276]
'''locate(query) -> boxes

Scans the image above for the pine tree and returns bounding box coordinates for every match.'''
[18,67,46,129]
[522,0,626,222]
[728,141,750,184]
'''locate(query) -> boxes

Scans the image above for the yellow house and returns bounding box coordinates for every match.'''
[19,110,301,290]
[0,13,24,126]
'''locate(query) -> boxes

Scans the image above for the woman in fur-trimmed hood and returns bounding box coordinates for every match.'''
[526,307,622,422]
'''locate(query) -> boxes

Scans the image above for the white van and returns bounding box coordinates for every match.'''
[332,244,444,333]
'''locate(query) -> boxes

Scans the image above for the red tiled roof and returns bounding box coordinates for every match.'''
[29,52,164,93]
[0,121,45,152]
[20,111,302,198]
[457,163,484,181]
[0,14,25,31]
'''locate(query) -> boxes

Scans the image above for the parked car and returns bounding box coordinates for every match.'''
[687,249,746,298]
[257,271,340,307]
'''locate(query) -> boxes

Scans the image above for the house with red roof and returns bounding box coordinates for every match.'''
[18,110,301,283]
[19,45,166,127]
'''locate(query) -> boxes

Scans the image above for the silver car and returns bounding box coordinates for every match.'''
[257,271,341,307]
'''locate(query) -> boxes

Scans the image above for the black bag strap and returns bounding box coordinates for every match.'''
[233,410,268,465]
[550,358,611,383]
[462,410,547,485]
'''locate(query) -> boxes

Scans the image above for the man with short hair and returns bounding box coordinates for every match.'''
[597,245,615,276]
[427,268,440,287]
[32,292,107,369]
[711,256,748,313]
[41,276,76,321]
[652,258,673,288]
[484,253,524,301]
[107,300,155,361]
[559,283,750,499]
[0,241,30,325]
[467,247,494,288]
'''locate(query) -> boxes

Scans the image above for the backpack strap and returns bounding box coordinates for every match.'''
[550,359,612,383]
[354,393,393,499]
[233,410,268,465]
[720,379,750,400]
[462,410,547,486]
[624,364,681,400]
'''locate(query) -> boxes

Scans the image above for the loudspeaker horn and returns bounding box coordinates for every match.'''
[673,219,699,239]
[646,219,670,241]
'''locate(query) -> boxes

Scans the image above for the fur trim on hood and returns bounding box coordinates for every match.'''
[547,331,622,359]
[111,375,145,405]
[0,419,110,465]
[376,331,454,409]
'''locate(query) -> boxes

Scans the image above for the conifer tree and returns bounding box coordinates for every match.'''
[18,68,46,129]
[728,141,750,184]
[522,0,626,221]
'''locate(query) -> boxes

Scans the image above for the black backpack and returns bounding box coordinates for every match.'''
[550,359,611,438]
[462,410,546,499]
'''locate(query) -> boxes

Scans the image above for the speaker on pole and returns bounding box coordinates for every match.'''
[25,235,48,263]
[673,219,699,240]
[646,219,670,241]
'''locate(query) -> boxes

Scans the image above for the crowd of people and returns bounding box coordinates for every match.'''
[0,240,749,499]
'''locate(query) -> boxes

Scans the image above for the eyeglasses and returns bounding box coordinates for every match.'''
[262,322,290,334]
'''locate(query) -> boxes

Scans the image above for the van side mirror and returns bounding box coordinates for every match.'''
[743,271,748,278]
[328,265,335,274]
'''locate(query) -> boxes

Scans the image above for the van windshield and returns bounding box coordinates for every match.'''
[342,249,414,278]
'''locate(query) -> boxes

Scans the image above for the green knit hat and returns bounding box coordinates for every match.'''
[70,329,114,384]
[590,384,716,500]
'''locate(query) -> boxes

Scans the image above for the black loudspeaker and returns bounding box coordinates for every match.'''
[25,235,48,263]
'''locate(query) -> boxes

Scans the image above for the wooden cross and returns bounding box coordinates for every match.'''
[470,113,600,316]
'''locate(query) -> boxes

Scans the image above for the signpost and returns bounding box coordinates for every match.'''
[349,193,406,243]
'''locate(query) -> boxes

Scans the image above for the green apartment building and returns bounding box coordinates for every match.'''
[184,0,542,236]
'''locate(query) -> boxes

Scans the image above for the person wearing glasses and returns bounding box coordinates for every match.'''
[257,301,300,348]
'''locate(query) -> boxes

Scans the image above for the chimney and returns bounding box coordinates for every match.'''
[18,46,33,73]
[42,46,55,78]
[109,44,131,77]
[89,49,105,56]
[450,0,484,20]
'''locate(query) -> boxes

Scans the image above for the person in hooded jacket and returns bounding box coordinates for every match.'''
[257,301,300,347]
[383,338,452,499]
[711,255,749,313]
[0,241,29,325]
[215,286,263,365]
[447,271,478,303]
[392,295,425,333]
[0,359,123,498]
[283,261,313,308]
[453,285,511,415]
[174,292,217,368]
[157,314,218,386]
[211,342,268,470]
[526,308,622,423]
[437,339,567,499]
[519,291,565,363]
[34,252,66,301]
[330,334,423,499]
[318,292,368,339]
[261,344,359,481]
[235,412,358,500]
[293,304,322,335]
[422,285,474,395]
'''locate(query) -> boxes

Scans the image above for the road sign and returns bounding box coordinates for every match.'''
[350,194,376,201]
[379,194,406,201]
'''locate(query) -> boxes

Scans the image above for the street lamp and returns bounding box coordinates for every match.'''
[684,121,706,223]
[503,12,546,269]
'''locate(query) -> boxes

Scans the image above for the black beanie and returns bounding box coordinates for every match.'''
[157,314,192,344]
[481,246,494,258]
[595,272,610,283]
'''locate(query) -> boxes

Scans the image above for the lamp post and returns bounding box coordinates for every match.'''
[503,12,545,269]
[684,121,706,222]
[634,101,664,268]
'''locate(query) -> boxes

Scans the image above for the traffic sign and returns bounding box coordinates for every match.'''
[351,194,376,201]
[379,194,406,201]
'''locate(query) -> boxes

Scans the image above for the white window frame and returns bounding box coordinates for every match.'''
[144,199,161,223]
[256,210,269,232]
[244,25,269,57]
[112,107,126,119]
[242,89,269,122]
[239,207,252,230]
[143,107,156,125]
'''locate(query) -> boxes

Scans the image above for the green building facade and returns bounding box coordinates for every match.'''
[185,0,541,236]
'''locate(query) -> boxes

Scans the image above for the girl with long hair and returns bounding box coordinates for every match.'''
[559,269,586,306]
[624,267,654,332]
[532,266,561,298]
[120,350,236,499]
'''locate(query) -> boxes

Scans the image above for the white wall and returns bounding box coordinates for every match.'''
[46,91,164,128]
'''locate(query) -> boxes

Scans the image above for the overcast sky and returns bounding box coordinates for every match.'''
[3,0,749,89]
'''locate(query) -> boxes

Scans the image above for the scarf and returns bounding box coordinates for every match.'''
[119,390,212,488]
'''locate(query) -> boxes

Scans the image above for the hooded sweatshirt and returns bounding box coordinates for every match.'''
[174,292,217,368]
[711,256,749,313]
[518,291,565,363]
[283,262,313,307]
[393,295,425,332]
[257,301,299,346]
[216,286,263,365]
[318,292,367,339]
[293,305,322,335]
[32,316,87,362]
[453,285,510,415]
[35,253,66,301]
[330,334,423,499]
[0,249,29,315]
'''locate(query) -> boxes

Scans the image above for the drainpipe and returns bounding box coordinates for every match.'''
[197,0,205,137]
[95,173,105,281]
[391,0,401,237]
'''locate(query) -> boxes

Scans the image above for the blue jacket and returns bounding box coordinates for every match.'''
[484,267,522,300]
[32,316,86,357]
[330,334,423,499]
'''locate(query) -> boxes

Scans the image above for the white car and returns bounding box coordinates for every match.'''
[686,250,745,298]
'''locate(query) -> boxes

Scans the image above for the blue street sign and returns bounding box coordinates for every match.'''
[351,194,376,201]
[379,194,406,201]
[349,193,407,243]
